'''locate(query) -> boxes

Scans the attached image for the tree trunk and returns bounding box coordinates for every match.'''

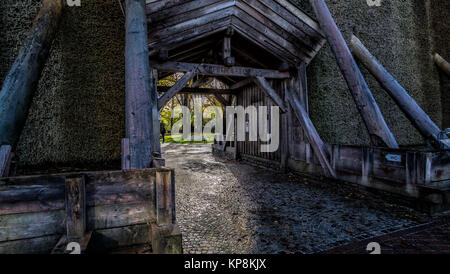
[0,0,64,147]
[310,0,398,148]
[125,0,155,169]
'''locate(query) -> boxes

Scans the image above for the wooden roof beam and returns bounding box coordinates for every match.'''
[151,61,290,79]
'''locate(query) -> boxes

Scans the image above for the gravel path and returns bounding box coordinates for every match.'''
[163,143,431,254]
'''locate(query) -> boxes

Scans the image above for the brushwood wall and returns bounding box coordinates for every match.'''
[1,0,125,172]
[0,0,448,173]
[294,0,447,145]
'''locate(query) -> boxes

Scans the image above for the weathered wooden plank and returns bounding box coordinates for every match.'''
[151,68,161,154]
[0,169,160,215]
[310,0,398,149]
[121,138,131,170]
[235,0,316,53]
[155,171,175,226]
[158,86,236,95]
[253,77,287,112]
[350,35,443,149]
[125,0,155,169]
[149,17,231,52]
[0,145,12,178]
[0,210,65,242]
[65,176,86,241]
[223,34,235,66]
[0,234,60,254]
[230,78,253,90]
[158,69,197,110]
[0,0,64,147]
[152,61,290,79]
[0,202,154,243]
[434,53,450,77]
[149,4,235,41]
[287,90,336,178]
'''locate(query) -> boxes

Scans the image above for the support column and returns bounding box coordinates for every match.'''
[125,0,155,169]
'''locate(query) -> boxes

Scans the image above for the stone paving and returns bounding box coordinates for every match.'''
[163,143,433,254]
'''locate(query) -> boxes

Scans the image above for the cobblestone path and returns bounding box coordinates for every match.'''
[163,143,432,254]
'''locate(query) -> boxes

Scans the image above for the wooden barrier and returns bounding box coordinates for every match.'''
[0,168,181,254]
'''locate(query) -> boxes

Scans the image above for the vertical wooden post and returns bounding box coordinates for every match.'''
[310,0,398,149]
[0,145,13,178]
[125,0,155,169]
[151,68,161,154]
[121,138,131,170]
[0,0,64,148]
[155,170,175,226]
[280,81,289,172]
[65,176,86,242]
[223,27,235,67]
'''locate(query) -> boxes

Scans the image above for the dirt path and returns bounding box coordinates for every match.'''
[163,143,431,254]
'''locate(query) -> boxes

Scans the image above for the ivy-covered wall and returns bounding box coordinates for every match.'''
[0,0,448,173]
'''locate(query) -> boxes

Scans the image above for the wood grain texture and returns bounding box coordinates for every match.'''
[65,176,86,241]
[152,61,290,78]
[125,0,155,169]
[0,145,12,177]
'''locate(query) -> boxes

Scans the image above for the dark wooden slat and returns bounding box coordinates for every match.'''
[149,0,231,28]
[155,171,175,226]
[158,86,236,95]
[253,77,287,112]
[350,35,443,149]
[65,176,86,241]
[121,138,131,170]
[286,90,336,178]
[0,145,12,178]
[230,78,253,90]
[0,0,63,147]
[149,4,235,41]
[214,94,231,106]
[152,61,290,79]
[125,0,155,169]
[158,69,197,110]
[149,17,231,52]
[235,0,316,52]
[310,0,398,149]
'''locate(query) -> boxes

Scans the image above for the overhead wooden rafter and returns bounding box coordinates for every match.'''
[146,0,326,66]
[158,69,198,110]
[151,61,290,79]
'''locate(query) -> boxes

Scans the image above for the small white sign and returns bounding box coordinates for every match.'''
[385,154,402,162]
[367,0,382,7]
